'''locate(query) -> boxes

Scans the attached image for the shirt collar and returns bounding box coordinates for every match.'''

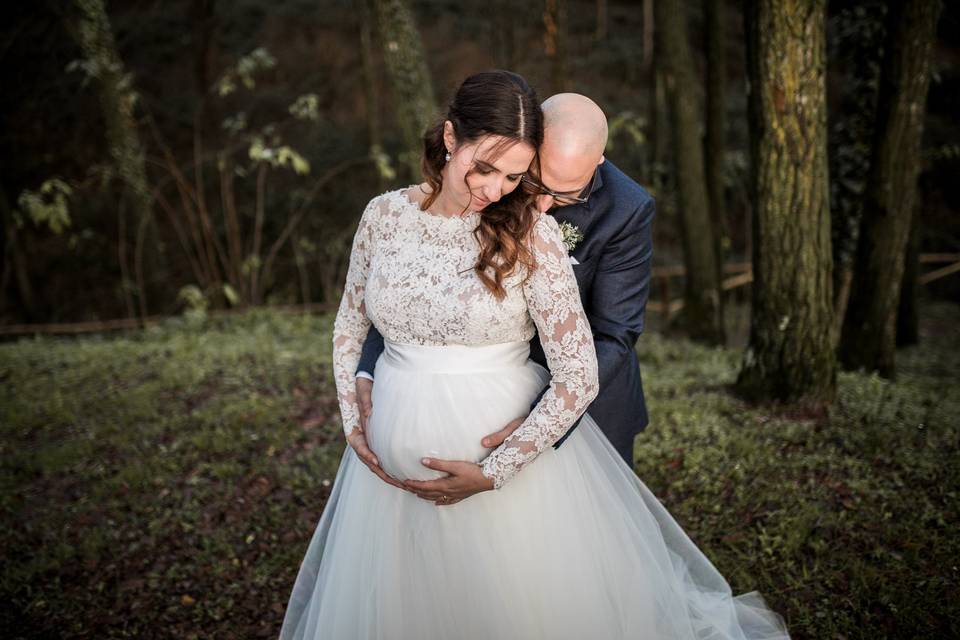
[556,162,604,214]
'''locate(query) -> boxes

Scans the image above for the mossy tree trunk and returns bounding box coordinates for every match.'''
[704,0,728,269]
[374,0,435,181]
[736,0,836,405]
[655,0,725,344]
[69,0,154,320]
[838,0,941,377]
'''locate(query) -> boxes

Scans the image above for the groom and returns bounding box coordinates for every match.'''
[353,93,655,503]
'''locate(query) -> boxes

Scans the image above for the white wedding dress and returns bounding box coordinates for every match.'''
[279,188,790,640]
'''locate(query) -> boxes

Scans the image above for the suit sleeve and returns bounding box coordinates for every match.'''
[552,195,655,448]
[356,326,385,378]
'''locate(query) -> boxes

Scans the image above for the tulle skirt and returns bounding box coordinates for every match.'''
[279,340,790,640]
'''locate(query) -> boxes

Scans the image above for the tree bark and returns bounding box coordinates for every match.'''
[643,0,659,177]
[373,0,436,180]
[704,0,728,289]
[736,0,836,404]
[360,0,382,152]
[69,0,155,321]
[494,1,517,69]
[0,187,38,320]
[655,0,725,344]
[595,0,608,41]
[826,1,886,340]
[896,190,922,347]
[839,0,941,377]
[544,0,571,94]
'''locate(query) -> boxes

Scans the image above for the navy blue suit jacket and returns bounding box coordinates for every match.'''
[356,159,654,464]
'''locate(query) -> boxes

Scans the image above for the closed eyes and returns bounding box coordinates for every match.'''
[474,162,523,182]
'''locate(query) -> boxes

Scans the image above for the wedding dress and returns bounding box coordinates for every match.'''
[279,187,790,640]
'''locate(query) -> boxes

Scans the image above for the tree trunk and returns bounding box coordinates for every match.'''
[0,187,38,320]
[655,0,725,344]
[839,0,941,377]
[827,1,886,339]
[595,0,608,41]
[736,0,836,404]
[643,0,658,177]
[373,0,436,181]
[494,1,517,69]
[704,0,728,288]
[544,0,571,94]
[896,191,922,347]
[69,0,155,321]
[360,0,382,151]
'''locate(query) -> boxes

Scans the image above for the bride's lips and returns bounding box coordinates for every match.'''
[472,194,490,208]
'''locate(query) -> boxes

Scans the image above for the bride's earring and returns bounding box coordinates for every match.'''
[445,151,451,163]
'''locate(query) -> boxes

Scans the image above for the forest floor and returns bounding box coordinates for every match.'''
[1,302,958,639]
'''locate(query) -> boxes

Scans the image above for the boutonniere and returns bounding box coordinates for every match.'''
[558,221,583,253]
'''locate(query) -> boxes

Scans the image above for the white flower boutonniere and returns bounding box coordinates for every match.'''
[558,221,584,253]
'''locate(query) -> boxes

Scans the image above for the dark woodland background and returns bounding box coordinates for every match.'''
[1,1,959,638]
[2,0,957,330]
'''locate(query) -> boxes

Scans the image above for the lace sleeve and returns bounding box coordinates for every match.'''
[480,215,600,488]
[331,198,378,438]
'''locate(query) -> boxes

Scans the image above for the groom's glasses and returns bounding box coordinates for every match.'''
[520,168,598,207]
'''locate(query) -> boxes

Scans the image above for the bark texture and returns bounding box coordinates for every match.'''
[655,0,725,344]
[737,0,836,404]
[827,1,886,339]
[544,0,571,93]
[839,0,941,377]
[374,0,436,180]
[704,0,728,265]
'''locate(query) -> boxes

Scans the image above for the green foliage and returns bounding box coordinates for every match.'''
[248,137,311,175]
[606,110,647,153]
[15,178,73,234]
[1,304,957,638]
[215,47,277,96]
[288,94,320,122]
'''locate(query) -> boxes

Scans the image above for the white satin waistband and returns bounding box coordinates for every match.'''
[381,339,531,373]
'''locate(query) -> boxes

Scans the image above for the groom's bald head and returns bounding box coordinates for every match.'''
[533,94,607,209]
[541,93,608,163]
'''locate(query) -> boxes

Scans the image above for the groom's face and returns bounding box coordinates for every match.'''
[527,143,601,212]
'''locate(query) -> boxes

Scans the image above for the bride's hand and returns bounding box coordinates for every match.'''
[403,458,495,506]
[346,426,408,491]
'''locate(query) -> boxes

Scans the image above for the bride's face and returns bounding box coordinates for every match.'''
[442,124,536,212]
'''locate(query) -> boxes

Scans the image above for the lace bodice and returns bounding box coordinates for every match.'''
[332,187,599,488]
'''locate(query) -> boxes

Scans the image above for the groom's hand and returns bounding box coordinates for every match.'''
[481,416,525,448]
[404,459,494,506]
[356,377,373,431]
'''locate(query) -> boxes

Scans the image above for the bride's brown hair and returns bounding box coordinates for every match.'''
[420,70,543,299]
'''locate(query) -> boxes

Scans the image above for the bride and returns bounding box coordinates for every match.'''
[279,70,790,640]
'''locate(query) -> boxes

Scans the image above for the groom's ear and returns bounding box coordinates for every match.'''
[598,154,606,166]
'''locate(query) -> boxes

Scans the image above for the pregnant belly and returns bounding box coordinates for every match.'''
[364,360,548,481]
